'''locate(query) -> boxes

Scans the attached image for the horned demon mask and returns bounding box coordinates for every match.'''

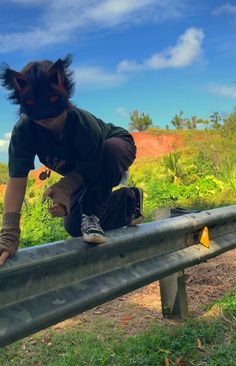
[0,54,75,120]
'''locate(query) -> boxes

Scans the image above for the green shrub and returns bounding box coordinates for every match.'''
[20,186,70,247]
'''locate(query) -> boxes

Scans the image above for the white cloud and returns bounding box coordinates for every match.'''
[74,66,126,89]
[209,83,236,98]
[88,0,159,25]
[212,3,236,16]
[74,27,204,90]
[0,28,67,53]
[117,27,204,72]
[115,107,129,119]
[47,0,186,30]
[0,0,188,52]
[71,27,204,90]
[117,60,144,73]
[0,132,11,152]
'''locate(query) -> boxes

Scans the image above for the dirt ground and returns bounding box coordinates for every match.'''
[52,249,236,335]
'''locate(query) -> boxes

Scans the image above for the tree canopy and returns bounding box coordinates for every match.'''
[129,110,153,131]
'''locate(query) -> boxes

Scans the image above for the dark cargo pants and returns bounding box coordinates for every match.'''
[64,136,137,237]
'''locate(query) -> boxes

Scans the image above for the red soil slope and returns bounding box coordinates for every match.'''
[131,132,183,159]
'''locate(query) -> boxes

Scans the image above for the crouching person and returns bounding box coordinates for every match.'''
[0,55,144,266]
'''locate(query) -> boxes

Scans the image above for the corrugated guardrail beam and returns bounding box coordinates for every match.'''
[0,205,236,347]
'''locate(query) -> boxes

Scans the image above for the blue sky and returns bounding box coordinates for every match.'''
[0,0,236,162]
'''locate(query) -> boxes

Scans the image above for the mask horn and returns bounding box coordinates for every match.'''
[1,67,29,93]
[46,59,66,92]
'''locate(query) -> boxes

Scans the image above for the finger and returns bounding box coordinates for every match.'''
[48,207,66,217]
[0,251,10,266]
[48,203,61,209]
[42,188,53,203]
[48,204,66,217]
[50,212,64,218]
[49,203,66,212]
[42,188,52,202]
[48,211,64,217]
[48,203,61,211]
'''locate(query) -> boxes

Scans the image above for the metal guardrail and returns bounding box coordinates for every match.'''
[0,205,236,347]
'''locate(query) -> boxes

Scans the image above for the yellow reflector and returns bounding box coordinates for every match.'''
[199,226,210,248]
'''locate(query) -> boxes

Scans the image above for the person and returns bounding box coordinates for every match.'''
[0,54,144,266]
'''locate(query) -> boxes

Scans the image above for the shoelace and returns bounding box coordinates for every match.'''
[82,215,104,233]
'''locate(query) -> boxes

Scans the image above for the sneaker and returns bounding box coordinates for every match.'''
[130,187,144,225]
[81,214,106,244]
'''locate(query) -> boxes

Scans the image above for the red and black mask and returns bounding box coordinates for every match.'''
[0,55,74,120]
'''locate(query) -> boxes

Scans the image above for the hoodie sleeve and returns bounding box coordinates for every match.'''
[72,110,105,183]
[8,119,36,178]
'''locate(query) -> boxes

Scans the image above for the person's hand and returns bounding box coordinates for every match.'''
[42,172,83,218]
[0,250,10,266]
[48,203,66,217]
[42,187,67,217]
[0,212,21,265]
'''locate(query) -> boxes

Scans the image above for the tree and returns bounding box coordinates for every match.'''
[171,112,209,130]
[210,112,222,130]
[185,116,209,129]
[222,109,236,136]
[163,152,184,184]
[129,110,153,131]
[195,118,209,128]
[185,116,198,130]
[171,111,185,130]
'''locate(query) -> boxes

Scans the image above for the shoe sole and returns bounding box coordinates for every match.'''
[129,214,145,226]
[83,233,106,244]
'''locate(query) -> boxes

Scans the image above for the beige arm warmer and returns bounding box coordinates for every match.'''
[0,212,21,256]
[43,172,84,215]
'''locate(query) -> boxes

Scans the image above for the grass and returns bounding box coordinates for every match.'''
[1,290,236,365]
